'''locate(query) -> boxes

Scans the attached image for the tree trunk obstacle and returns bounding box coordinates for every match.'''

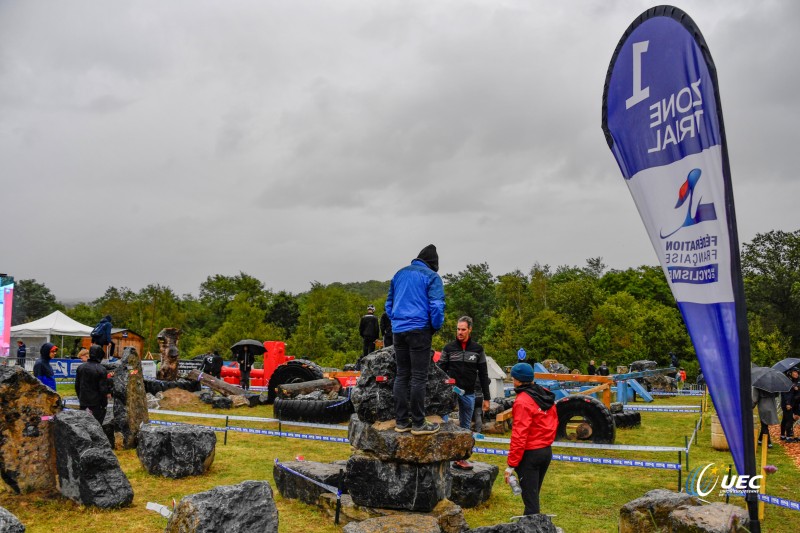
[187,369,247,397]
[278,378,340,399]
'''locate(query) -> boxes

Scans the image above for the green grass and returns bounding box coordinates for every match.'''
[2,388,798,532]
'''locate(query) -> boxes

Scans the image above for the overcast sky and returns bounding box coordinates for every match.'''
[2,0,798,301]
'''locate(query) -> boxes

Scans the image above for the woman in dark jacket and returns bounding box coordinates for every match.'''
[33,343,58,391]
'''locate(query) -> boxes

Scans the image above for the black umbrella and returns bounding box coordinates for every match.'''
[230,339,266,356]
[771,358,800,374]
[751,365,793,393]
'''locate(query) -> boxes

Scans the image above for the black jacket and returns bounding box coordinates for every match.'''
[438,337,491,399]
[380,313,392,337]
[781,380,799,411]
[237,350,255,372]
[201,353,224,378]
[597,364,610,376]
[75,346,111,408]
[359,314,380,340]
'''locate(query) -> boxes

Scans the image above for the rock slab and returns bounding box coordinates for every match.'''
[470,514,559,532]
[165,480,278,533]
[53,409,133,508]
[350,347,456,424]
[319,496,468,533]
[0,506,25,533]
[619,489,699,533]
[273,460,346,505]
[110,347,149,449]
[668,502,749,533]
[348,416,473,463]
[343,515,442,533]
[345,452,451,512]
[137,424,216,478]
[0,366,61,493]
[449,461,498,508]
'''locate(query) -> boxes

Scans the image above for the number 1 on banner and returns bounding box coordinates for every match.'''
[626,41,650,109]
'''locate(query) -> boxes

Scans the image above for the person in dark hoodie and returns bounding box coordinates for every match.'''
[380,311,393,348]
[33,343,58,391]
[75,344,113,425]
[91,315,115,358]
[357,304,380,367]
[505,362,558,516]
[386,244,445,436]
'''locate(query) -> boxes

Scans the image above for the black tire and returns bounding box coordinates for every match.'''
[274,397,354,424]
[266,359,325,403]
[556,395,615,444]
[613,411,642,429]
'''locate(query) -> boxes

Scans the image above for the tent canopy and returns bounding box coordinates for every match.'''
[11,310,93,338]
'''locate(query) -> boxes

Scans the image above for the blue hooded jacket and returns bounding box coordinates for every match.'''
[385,245,445,333]
[92,315,113,345]
[33,342,57,391]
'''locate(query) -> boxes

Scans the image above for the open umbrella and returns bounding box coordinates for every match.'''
[230,339,266,356]
[771,358,800,374]
[751,365,793,393]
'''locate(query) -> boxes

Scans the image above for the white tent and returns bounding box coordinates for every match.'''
[11,310,93,343]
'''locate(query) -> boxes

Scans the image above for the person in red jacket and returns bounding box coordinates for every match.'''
[505,362,558,516]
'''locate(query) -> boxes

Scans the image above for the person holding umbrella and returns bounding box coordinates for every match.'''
[751,365,791,449]
[780,367,799,441]
[231,339,266,391]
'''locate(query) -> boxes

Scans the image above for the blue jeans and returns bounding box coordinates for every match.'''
[393,329,432,428]
[457,393,475,430]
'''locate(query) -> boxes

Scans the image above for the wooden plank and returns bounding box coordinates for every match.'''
[575,383,610,396]
[496,408,513,422]
[533,373,614,384]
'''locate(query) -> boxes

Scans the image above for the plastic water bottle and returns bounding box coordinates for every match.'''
[452,386,465,396]
[508,474,522,496]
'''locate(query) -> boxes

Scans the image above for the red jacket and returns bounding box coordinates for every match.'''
[508,389,558,467]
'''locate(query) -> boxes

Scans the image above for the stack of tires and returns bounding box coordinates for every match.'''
[270,360,354,424]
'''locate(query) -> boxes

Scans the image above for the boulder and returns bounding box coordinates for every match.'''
[143,378,202,395]
[211,395,233,409]
[343,515,441,533]
[350,346,456,424]
[619,489,699,533]
[53,409,133,508]
[345,452,451,512]
[198,390,215,404]
[137,424,216,478]
[0,506,25,533]
[273,460,345,505]
[319,495,467,533]
[470,514,559,532]
[165,480,278,533]
[110,347,149,449]
[0,366,61,493]
[230,395,250,408]
[668,502,749,533]
[348,416,473,463]
[629,360,657,372]
[448,461,498,508]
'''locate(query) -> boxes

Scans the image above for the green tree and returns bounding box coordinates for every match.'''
[11,279,63,325]
[265,291,300,338]
[599,265,674,306]
[199,272,270,331]
[518,309,586,370]
[442,263,497,340]
[748,314,792,367]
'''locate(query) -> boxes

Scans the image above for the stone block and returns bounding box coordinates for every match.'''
[0,366,61,493]
[619,489,699,533]
[273,460,345,505]
[0,506,25,532]
[469,514,559,532]
[344,452,451,512]
[53,409,133,508]
[342,515,442,532]
[110,347,149,449]
[165,480,278,533]
[668,502,749,533]
[137,424,216,478]
[348,416,473,463]
[449,461,498,508]
[319,495,467,533]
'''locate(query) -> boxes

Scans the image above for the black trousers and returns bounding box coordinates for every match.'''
[383,334,393,348]
[780,409,794,437]
[362,338,377,358]
[759,421,771,444]
[515,446,552,515]
[82,404,106,426]
[393,329,432,428]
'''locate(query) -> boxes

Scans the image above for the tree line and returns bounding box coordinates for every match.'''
[11,230,799,378]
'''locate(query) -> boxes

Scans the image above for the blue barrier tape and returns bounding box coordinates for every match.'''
[477,435,686,453]
[624,407,700,413]
[274,459,341,495]
[149,420,226,432]
[650,390,704,396]
[758,494,800,511]
[227,425,350,443]
[471,447,680,471]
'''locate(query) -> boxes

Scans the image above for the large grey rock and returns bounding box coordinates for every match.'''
[449,461,498,508]
[0,365,61,493]
[470,514,559,532]
[350,346,457,424]
[619,489,699,533]
[344,452,451,512]
[273,460,346,505]
[319,496,467,533]
[629,360,657,372]
[0,506,25,532]
[211,395,233,409]
[137,424,216,478]
[343,515,441,532]
[165,480,278,533]
[53,409,133,508]
[348,416,472,463]
[668,502,749,532]
[110,347,149,449]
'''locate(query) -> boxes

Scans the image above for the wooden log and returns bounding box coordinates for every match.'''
[278,378,341,399]
[186,369,247,397]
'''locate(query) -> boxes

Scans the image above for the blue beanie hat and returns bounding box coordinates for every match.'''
[511,363,534,382]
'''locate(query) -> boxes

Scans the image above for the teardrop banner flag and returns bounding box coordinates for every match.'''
[601,6,758,526]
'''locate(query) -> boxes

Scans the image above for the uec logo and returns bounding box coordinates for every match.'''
[685,464,762,497]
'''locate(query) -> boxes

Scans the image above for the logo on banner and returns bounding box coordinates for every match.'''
[660,168,717,239]
[685,463,762,497]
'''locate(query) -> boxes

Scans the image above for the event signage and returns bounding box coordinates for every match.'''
[601,4,755,504]
[0,282,12,359]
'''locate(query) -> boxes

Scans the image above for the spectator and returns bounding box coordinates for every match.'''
[387,244,445,436]
[75,345,113,425]
[236,346,254,390]
[357,305,380,368]
[780,368,799,441]
[753,387,779,448]
[16,340,26,367]
[696,370,706,387]
[670,351,679,369]
[33,343,58,391]
[201,350,224,379]
[438,315,491,469]
[380,312,393,348]
[505,363,558,516]
[77,347,90,362]
[91,315,115,359]
[587,359,596,376]
[678,367,687,390]
[597,361,610,376]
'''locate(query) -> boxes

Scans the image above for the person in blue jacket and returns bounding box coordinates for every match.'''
[386,244,445,436]
[33,342,58,391]
[91,315,115,358]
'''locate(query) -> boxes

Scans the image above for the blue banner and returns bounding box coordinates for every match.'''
[601,5,754,487]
